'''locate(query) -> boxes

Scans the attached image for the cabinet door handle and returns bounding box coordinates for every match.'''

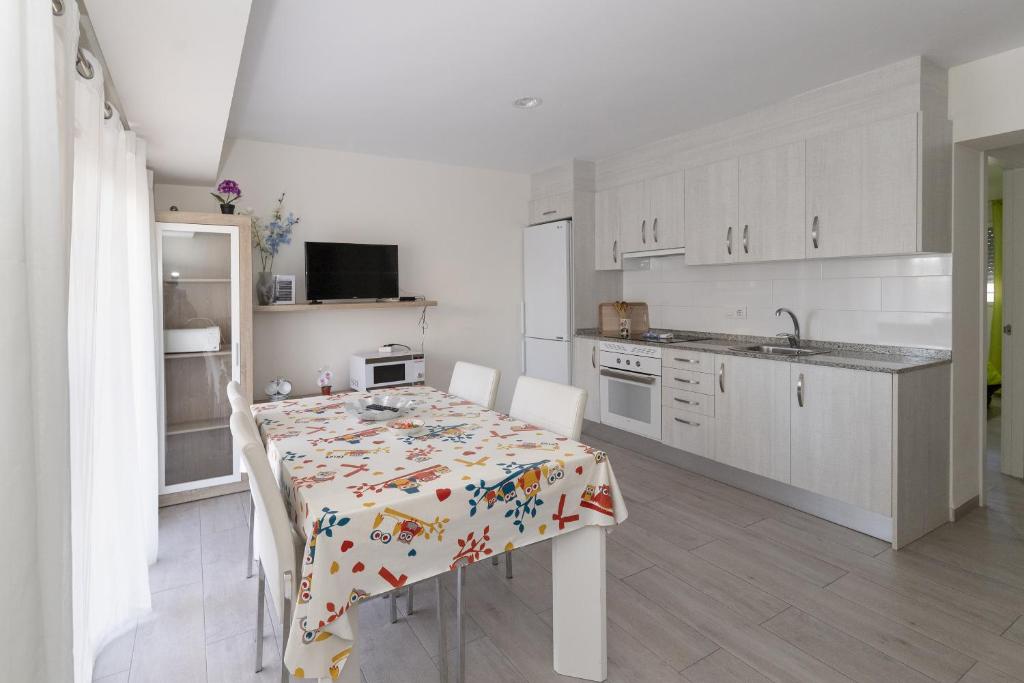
[641,218,647,244]
[652,217,659,243]
[613,240,618,263]
[673,357,700,364]
[674,397,697,406]
[542,209,557,216]
[743,224,749,254]
[674,417,701,427]
[797,373,804,407]
[674,377,698,384]
[591,345,596,369]
[811,215,820,249]
[726,226,733,255]
[719,362,725,392]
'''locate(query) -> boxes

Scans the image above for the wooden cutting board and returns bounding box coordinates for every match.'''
[598,302,649,336]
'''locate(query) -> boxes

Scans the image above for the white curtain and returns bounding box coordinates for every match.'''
[1,1,75,681]
[67,24,160,683]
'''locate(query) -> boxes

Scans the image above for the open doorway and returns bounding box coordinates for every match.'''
[982,148,1024,524]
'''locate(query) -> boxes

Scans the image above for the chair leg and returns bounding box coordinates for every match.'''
[255,560,265,673]
[281,592,291,683]
[505,551,513,580]
[455,566,465,683]
[436,576,448,683]
[491,555,499,566]
[407,584,415,615]
[247,497,255,579]
[390,590,398,624]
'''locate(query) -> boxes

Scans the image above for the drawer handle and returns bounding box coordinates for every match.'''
[674,417,700,427]
[743,224,749,254]
[674,377,698,384]
[672,357,700,364]
[653,217,659,243]
[641,218,647,244]
[542,209,557,216]
[674,397,697,406]
[726,226,733,255]
[591,345,596,369]
[613,240,618,263]
[719,362,725,392]
[811,215,820,249]
[797,373,804,407]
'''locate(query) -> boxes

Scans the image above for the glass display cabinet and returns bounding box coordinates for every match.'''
[156,213,252,500]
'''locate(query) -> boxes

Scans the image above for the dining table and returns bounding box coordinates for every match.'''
[252,384,628,682]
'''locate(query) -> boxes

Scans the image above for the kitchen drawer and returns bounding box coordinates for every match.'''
[664,367,715,395]
[662,407,712,458]
[663,348,714,373]
[529,192,572,224]
[663,387,714,416]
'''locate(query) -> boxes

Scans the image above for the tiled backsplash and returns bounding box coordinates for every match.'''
[622,254,952,349]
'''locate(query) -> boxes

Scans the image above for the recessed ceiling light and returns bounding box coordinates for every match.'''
[513,97,543,109]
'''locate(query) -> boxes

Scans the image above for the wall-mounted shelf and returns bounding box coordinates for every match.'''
[255,300,438,313]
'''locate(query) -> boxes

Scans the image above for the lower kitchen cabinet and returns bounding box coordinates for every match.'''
[663,406,711,458]
[572,337,601,423]
[789,365,893,516]
[712,354,791,483]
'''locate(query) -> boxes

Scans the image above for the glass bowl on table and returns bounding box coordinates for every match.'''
[345,395,418,421]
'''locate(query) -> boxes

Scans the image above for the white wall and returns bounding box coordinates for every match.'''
[624,254,952,348]
[155,139,529,410]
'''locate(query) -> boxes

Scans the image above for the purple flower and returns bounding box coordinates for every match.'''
[217,179,241,197]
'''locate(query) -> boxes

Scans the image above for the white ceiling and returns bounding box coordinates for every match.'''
[227,0,1024,174]
[87,0,252,184]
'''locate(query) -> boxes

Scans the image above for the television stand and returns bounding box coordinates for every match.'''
[253,300,438,314]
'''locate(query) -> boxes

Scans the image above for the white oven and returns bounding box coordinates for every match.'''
[350,349,425,391]
[599,341,662,440]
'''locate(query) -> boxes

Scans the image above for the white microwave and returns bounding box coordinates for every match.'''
[350,350,425,391]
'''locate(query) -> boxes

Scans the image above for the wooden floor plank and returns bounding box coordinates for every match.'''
[694,539,975,683]
[827,573,1024,681]
[625,566,854,683]
[1004,615,1024,644]
[681,649,771,683]
[762,607,934,683]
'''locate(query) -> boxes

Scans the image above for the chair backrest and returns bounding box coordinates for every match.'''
[229,412,297,615]
[226,380,243,403]
[448,361,501,410]
[509,376,586,440]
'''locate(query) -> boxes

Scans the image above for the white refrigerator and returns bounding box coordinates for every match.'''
[523,220,571,384]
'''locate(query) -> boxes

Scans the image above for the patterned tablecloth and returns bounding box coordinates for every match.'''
[252,385,628,680]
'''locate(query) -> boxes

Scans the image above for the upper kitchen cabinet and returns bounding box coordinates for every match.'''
[644,171,684,250]
[806,112,948,258]
[683,158,738,265]
[595,184,628,269]
[737,141,805,262]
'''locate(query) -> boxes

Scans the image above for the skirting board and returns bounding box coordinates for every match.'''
[583,420,894,544]
[952,494,980,521]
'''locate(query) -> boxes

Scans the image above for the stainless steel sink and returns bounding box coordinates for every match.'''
[728,344,830,357]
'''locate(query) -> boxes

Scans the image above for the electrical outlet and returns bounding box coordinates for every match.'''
[726,306,747,319]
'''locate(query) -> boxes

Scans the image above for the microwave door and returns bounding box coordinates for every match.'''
[372,361,407,386]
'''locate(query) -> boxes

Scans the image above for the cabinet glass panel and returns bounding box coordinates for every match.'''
[160,225,239,491]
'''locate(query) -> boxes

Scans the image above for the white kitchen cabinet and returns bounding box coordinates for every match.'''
[738,142,805,262]
[683,158,738,265]
[712,354,791,483]
[528,192,573,225]
[789,364,893,516]
[594,185,634,270]
[663,406,712,458]
[644,171,685,250]
[806,112,919,258]
[572,337,601,423]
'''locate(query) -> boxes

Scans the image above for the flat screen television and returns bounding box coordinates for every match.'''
[304,241,399,301]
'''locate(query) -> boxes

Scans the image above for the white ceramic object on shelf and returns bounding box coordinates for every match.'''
[264,377,293,402]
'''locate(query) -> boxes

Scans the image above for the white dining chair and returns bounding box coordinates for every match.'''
[448,361,501,410]
[227,382,261,579]
[229,411,305,682]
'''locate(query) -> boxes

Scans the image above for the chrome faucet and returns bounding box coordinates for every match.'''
[775,308,801,348]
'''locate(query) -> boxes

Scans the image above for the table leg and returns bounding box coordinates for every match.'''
[551,526,606,681]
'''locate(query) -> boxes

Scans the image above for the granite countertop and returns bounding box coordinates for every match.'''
[575,328,951,374]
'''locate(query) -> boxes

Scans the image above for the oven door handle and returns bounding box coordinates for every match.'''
[600,368,657,385]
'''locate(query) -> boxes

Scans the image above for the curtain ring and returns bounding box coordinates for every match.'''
[52,0,64,16]
[76,49,94,79]
[104,102,113,120]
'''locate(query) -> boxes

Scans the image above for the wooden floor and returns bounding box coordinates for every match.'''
[95,422,1024,682]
